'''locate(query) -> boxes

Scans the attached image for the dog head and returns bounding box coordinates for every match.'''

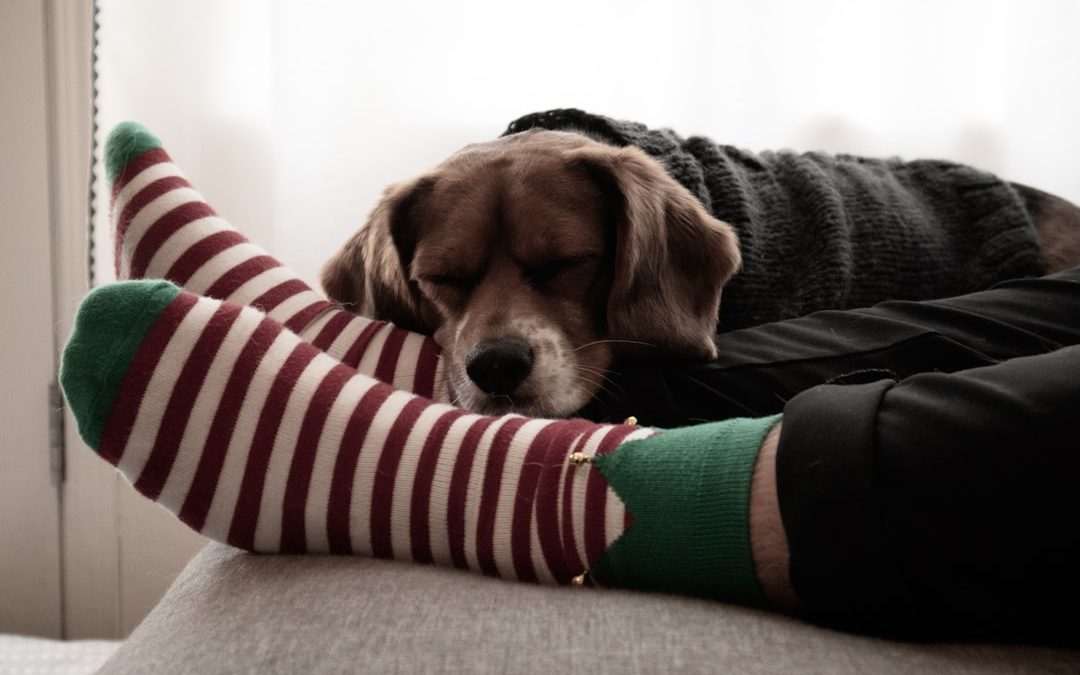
[323,130,741,416]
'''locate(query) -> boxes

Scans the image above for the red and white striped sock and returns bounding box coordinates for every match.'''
[61,281,653,583]
[106,122,446,401]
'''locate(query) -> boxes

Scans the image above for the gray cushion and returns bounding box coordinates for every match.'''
[101,543,1080,674]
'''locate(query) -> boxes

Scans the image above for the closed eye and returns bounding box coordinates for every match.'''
[418,273,475,290]
[524,255,597,285]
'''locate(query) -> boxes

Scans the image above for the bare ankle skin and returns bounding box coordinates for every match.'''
[750,422,800,611]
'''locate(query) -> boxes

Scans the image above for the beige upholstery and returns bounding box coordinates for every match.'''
[101,544,1080,674]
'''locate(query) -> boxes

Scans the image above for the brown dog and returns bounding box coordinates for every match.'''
[323,129,1080,417]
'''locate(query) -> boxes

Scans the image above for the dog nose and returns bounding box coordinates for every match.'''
[465,337,534,396]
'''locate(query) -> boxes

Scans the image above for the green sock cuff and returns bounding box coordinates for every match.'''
[60,280,182,450]
[105,122,163,185]
[591,414,782,604]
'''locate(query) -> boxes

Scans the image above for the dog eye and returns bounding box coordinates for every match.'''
[420,274,474,290]
[524,252,596,285]
[525,256,594,285]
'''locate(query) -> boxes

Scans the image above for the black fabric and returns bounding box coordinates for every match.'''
[782,345,1080,643]
[505,109,1045,330]
[577,270,1080,426]
[579,266,1080,642]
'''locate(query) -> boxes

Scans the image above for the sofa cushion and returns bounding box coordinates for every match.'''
[100,543,1080,674]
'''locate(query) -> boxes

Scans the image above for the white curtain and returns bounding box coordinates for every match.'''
[93,0,1080,286]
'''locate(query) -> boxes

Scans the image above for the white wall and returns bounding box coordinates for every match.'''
[93,0,1080,288]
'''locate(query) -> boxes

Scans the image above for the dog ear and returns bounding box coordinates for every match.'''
[570,144,741,360]
[321,177,441,333]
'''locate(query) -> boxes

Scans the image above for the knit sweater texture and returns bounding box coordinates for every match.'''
[504,109,1043,331]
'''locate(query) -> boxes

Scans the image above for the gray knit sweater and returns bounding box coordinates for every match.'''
[504,109,1043,331]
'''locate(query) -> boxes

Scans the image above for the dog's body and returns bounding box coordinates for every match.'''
[324,110,1080,417]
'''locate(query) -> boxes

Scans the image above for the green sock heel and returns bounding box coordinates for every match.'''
[592,414,782,604]
[60,280,182,449]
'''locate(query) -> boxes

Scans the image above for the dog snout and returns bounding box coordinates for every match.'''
[465,337,534,396]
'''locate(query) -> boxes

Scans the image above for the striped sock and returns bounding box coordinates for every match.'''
[60,281,653,583]
[105,122,446,401]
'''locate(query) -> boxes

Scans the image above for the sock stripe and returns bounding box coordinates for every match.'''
[476,417,531,576]
[148,217,236,283]
[225,266,301,312]
[414,336,441,399]
[251,279,310,314]
[507,421,562,582]
[326,382,394,554]
[490,419,549,579]
[131,200,216,281]
[248,278,334,333]
[112,147,172,198]
[284,300,335,334]
[178,314,284,531]
[130,197,214,278]
[200,329,296,540]
[391,331,423,393]
[166,229,248,286]
[253,352,341,552]
[279,362,355,553]
[569,428,606,569]
[374,327,409,385]
[115,175,192,276]
[156,305,264,514]
[117,175,191,230]
[531,421,596,582]
[301,375,371,553]
[388,403,454,560]
[338,320,386,369]
[560,431,594,575]
[353,326,392,377]
[408,407,469,563]
[134,302,242,501]
[606,483,628,555]
[350,390,415,554]
[324,315,370,361]
[530,503,551,584]
[584,425,643,566]
[357,325,392,380]
[118,297,226,481]
[181,243,264,297]
[310,310,355,351]
[427,413,481,566]
[462,417,511,572]
[369,396,430,558]
[295,309,337,347]
[448,416,500,570]
[99,293,199,466]
[583,460,610,567]
[228,343,320,550]
[205,255,281,300]
[116,184,200,278]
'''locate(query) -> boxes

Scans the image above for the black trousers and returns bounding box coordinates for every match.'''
[580,266,1080,642]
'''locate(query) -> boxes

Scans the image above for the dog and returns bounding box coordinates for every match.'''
[322,121,1080,418]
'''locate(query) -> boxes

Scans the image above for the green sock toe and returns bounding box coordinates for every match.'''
[60,280,182,450]
[105,122,163,185]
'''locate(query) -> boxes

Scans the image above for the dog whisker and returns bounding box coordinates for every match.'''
[574,373,620,401]
[573,339,657,352]
[575,364,627,397]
